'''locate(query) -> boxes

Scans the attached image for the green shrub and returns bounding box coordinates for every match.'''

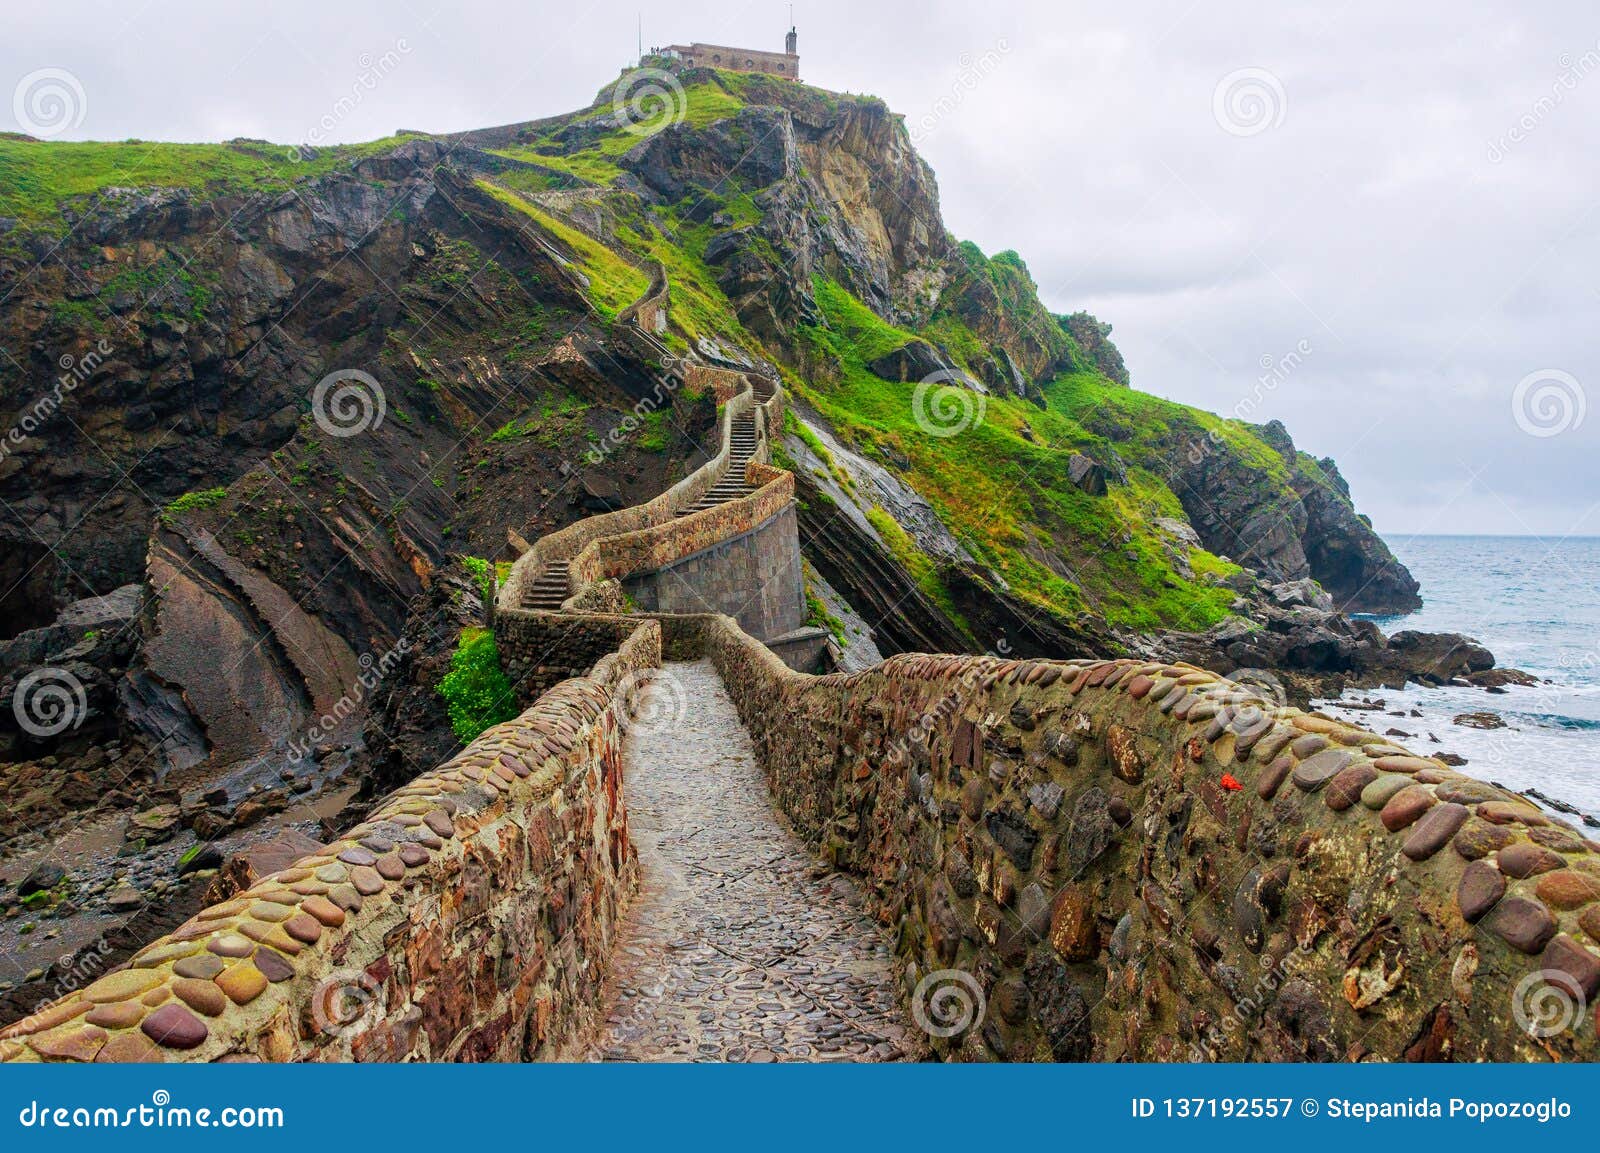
[488,418,531,442]
[163,487,228,523]
[636,408,671,452]
[437,627,518,743]
[0,135,411,231]
[461,556,494,605]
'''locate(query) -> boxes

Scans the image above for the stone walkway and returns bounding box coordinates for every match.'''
[588,660,921,1062]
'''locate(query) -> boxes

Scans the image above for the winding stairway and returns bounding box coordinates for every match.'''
[680,409,759,515]
[492,269,919,1059]
[521,566,574,612]
[518,373,778,613]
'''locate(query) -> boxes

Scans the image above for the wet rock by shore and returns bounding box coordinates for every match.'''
[1148,569,1524,706]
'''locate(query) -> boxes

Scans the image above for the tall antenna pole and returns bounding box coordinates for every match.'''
[637,13,642,63]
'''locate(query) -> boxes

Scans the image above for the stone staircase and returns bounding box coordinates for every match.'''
[678,411,759,516]
[506,300,784,617]
[515,372,776,611]
[521,567,573,611]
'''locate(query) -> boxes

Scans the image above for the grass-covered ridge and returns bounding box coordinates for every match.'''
[795,276,1248,631]
[476,180,650,318]
[462,63,1267,632]
[3,70,1310,640]
[0,135,411,231]
[486,74,750,187]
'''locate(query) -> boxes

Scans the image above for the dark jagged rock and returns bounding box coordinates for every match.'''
[1156,581,1505,702]
[1059,311,1129,385]
[940,566,1114,662]
[1066,453,1107,496]
[789,467,972,656]
[16,861,64,897]
[1164,418,1419,615]
[1293,453,1421,613]
[866,339,958,385]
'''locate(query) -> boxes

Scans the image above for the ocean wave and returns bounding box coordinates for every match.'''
[1495,712,1600,732]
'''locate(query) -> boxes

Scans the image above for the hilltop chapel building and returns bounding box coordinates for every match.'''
[657,26,801,80]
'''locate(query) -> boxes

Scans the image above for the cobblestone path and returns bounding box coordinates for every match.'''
[588,660,921,1062]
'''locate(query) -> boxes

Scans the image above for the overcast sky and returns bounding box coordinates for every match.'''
[6,1,1597,537]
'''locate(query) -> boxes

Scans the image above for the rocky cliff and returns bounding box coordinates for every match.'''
[0,133,718,980]
[0,65,1480,997]
[581,69,1420,629]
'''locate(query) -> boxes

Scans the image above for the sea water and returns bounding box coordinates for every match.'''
[1319,535,1600,817]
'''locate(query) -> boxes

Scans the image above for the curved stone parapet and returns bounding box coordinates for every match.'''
[496,363,775,614]
[492,248,1598,1062]
[496,381,749,612]
[0,622,661,1063]
[569,464,794,590]
[668,615,1600,1061]
[615,258,670,337]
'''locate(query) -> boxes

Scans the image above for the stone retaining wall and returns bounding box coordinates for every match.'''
[624,503,806,640]
[616,259,669,338]
[0,622,663,1063]
[667,614,1600,1062]
[498,613,643,705]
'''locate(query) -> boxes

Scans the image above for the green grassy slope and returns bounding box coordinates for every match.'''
[0,135,411,232]
[793,278,1242,630]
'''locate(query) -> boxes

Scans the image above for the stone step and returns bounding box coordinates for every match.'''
[522,569,570,609]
